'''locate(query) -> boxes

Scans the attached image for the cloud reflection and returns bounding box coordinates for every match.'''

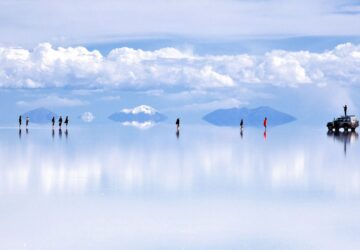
[0,127,359,197]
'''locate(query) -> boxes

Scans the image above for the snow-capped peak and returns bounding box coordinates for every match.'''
[122,105,157,115]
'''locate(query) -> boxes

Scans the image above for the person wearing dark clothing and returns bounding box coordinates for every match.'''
[64,116,69,128]
[176,118,180,131]
[240,119,244,130]
[344,105,348,117]
[52,116,55,127]
[26,116,29,128]
[59,116,63,128]
[19,115,22,128]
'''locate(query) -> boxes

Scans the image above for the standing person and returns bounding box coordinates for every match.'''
[59,116,63,128]
[64,116,69,128]
[344,104,348,117]
[18,115,22,128]
[240,119,244,130]
[26,116,29,128]
[52,116,55,128]
[263,117,267,130]
[176,118,180,131]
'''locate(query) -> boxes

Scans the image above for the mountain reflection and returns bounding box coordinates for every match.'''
[0,126,359,196]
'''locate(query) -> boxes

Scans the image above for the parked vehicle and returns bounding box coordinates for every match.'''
[327,115,359,132]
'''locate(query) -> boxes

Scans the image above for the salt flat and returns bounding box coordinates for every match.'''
[0,124,359,250]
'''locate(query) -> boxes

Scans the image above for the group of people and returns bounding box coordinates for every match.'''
[18,115,69,128]
[52,116,69,129]
[19,114,268,131]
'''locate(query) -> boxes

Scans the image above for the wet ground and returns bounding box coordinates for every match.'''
[0,124,359,249]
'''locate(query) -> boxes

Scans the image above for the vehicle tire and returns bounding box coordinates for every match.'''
[351,128,356,132]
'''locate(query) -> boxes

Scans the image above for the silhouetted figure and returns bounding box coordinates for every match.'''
[26,116,29,128]
[176,118,180,131]
[64,116,69,128]
[52,116,55,128]
[344,104,348,117]
[263,117,267,130]
[59,116,63,128]
[240,119,244,130]
[18,115,22,128]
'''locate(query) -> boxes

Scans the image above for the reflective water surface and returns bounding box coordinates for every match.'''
[1,124,360,250]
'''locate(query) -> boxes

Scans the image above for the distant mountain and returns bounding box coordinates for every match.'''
[22,107,58,124]
[203,106,296,127]
[109,105,167,123]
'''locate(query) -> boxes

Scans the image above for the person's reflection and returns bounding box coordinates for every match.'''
[59,128,62,138]
[26,128,28,135]
[263,130,267,140]
[176,130,180,139]
[52,128,55,140]
[327,130,359,156]
[240,129,243,139]
[18,128,22,139]
[65,129,69,139]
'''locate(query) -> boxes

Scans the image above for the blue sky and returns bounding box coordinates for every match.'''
[0,0,359,125]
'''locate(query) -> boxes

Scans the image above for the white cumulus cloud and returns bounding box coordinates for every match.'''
[1,43,360,90]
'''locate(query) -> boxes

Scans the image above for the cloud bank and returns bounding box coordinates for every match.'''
[0,0,359,45]
[1,43,359,90]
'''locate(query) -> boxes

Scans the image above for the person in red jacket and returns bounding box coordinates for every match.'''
[263,117,267,130]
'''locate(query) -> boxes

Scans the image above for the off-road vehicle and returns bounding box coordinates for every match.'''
[327,115,359,132]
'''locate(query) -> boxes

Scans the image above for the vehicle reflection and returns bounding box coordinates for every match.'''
[2,127,360,197]
[327,131,359,155]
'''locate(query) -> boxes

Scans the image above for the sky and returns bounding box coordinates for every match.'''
[0,0,359,125]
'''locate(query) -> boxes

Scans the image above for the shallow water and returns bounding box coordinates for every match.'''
[0,124,359,250]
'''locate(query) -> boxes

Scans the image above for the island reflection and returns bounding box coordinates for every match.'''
[0,125,359,197]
